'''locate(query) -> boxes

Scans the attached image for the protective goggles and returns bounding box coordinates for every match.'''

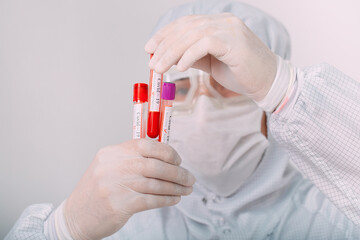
[164,67,250,113]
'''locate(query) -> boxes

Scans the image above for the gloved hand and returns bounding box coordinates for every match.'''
[145,13,278,102]
[63,139,195,240]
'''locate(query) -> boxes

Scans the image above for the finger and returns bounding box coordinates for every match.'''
[137,158,195,187]
[149,17,208,70]
[191,55,212,73]
[152,26,210,73]
[131,194,181,213]
[177,36,228,72]
[144,22,177,54]
[130,177,193,196]
[148,24,189,69]
[145,15,200,54]
[136,139,182,166]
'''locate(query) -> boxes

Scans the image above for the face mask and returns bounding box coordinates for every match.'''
[169,95,269,197]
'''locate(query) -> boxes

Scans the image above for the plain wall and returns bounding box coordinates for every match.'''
[1,0,359,237]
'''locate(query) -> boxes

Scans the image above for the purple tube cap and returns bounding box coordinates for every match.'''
[162,82,176,100]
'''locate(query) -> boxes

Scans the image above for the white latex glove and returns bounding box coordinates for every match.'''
[63,139,195,240]
[145,13,277,102]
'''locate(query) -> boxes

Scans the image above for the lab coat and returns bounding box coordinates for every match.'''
[6,64,360,239]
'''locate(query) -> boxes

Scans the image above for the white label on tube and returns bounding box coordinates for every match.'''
[133,103,143,139]
[161,106,173,144]
[150,72,162,112]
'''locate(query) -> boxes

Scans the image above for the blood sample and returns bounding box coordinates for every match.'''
[159,82,176,144]
[133,83,148,139]
[147,54,163,138]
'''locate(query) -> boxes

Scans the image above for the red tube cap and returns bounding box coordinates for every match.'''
[133,83,148,102]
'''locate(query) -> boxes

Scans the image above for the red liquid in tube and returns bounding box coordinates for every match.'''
[147,54,163,138]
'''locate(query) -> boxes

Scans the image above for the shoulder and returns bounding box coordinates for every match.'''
[5,203,54,240]
[276,178,360,239]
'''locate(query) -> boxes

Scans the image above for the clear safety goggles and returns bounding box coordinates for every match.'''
[164,67,250,114]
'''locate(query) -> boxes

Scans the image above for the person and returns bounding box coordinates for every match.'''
[6,0,360,239]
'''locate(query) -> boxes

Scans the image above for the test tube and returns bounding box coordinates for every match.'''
[133,83,148,139]
[147,54,163,138]
[159,82,176,144]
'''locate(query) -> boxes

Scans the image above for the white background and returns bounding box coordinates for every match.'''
[1,0,359,237]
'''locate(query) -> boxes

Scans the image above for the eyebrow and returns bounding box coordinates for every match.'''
[174,77,190,81]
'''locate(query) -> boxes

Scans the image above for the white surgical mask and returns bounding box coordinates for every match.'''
[169,95,269,197]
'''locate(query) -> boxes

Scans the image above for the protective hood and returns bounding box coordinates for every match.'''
[151,0,291,60]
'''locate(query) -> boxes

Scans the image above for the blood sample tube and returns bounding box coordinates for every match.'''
[147,54,163,138]
[159,82,176,144]
[133,83,148,139]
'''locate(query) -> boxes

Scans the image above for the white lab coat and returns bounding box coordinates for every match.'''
[6,64,360,239]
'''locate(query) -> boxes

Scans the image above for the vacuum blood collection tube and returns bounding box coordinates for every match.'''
[147,54,163,138]
[133,83,148,139]
[159,82,176,144]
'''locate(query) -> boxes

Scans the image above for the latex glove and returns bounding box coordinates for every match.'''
[63,139,195,240]
[145,13,277,102]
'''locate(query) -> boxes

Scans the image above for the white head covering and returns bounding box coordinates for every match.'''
[151,0,291,60]
[150,0,296,201]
